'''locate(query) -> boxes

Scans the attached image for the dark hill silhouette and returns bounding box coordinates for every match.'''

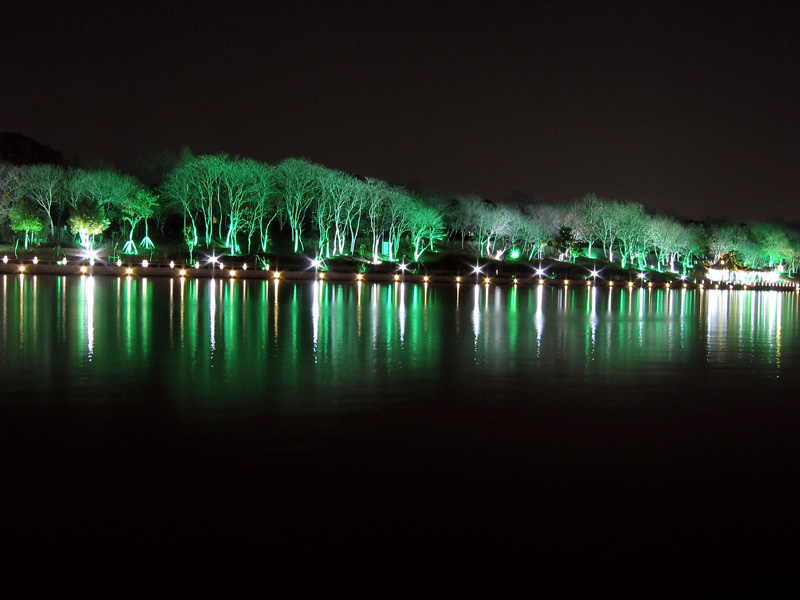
[0,132,63,165]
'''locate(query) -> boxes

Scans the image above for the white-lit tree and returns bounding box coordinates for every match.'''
[277,158,320,252]
[364,178,389,262]
[18,164,65,238]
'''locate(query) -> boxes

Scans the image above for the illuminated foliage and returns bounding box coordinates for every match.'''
[449,195,480,249]
[608,202,648,268]
[182,154,226,247]
[67,199,109,248]
[163,155,269,254]
[384,187,415,261]
[642,216,705,274]
[243,162,278,253]
[0,162,20,231]
[407,199,445,261]
[675,223,706,272]
[646,215,682,271]
[1,151,797,282]
[364,178,390,262]
[218,158,262,254]
[705,222,795,271]
[315,168,364,257]
[117,189,158,254]
[516,211,551,260]
[566,194,604,259]
[747,222,793,268]
[457,198,516,258]
[9,197,47,249]
[588,197,622,263]
[708,223,749,259]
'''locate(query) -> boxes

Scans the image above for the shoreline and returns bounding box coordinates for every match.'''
[2,259,798,292]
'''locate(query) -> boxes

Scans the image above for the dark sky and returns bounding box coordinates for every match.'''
[4,0,800,222]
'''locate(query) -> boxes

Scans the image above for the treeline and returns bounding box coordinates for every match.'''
[0,152,798,275]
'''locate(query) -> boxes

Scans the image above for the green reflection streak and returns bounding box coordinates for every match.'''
[125,276,133,359]
[508,285,518,358]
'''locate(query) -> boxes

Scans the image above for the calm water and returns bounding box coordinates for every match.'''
[2,274,800,591]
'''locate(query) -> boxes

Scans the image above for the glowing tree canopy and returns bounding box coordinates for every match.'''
[407,199,445,261]
[9,197,48,249]
[68,199,109,249]
[118,189,158,254]
[364,178,389,262]
[3,151,800,281]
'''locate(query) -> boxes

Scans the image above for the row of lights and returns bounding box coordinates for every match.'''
[12,264,800,292]
[8,255,800,293]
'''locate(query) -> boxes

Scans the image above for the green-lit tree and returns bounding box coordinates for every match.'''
[384,187,414,261]
[219,158,261,254]
[502,206,531,258]
[407,198,445,261]
[588,197,621,263]
[64,168,92,209]
[785,231,800,275]
[276,158,319,252]
[449,195,480,249]
[9,198,48,249]
[78,169,141,210]
[675,223,706,272]
[0,163,20,232]
[608,202,648,268]
[364,178,389,262]
[8,146,795,276]
[747,222,793,268]
[162,158,200,253]
[467,201,516,258]
[118,189,158,254]
[344,178,367,255]
[517,212,551,260]
[191,155,226,247]
[243,162,278,253]
[318,169,367,256]
[708,223,749,262]
[315,168,358,257]
[566,194,604,259]
[161,155,226,248]
[524,204,564,260]
[647,215,688,272]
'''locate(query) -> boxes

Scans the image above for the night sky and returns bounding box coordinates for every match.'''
[4,0,799,222]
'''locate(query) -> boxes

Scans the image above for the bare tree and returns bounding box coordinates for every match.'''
[0,162,21,231]
[18,164,65,237]
[406,196,445,261]
[244,162,278,253]
[364,178,389,262]
[276,158,320,253]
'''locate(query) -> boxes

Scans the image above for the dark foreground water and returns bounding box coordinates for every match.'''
[2,274,800,593]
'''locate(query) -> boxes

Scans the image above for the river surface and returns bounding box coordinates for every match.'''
[2,274,799,592]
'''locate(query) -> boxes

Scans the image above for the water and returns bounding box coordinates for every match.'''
[2,275,799,592]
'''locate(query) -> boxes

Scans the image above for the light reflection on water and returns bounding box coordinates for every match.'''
[1,274,798,414]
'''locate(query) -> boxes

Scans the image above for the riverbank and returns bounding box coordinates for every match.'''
[1,256,799,291]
